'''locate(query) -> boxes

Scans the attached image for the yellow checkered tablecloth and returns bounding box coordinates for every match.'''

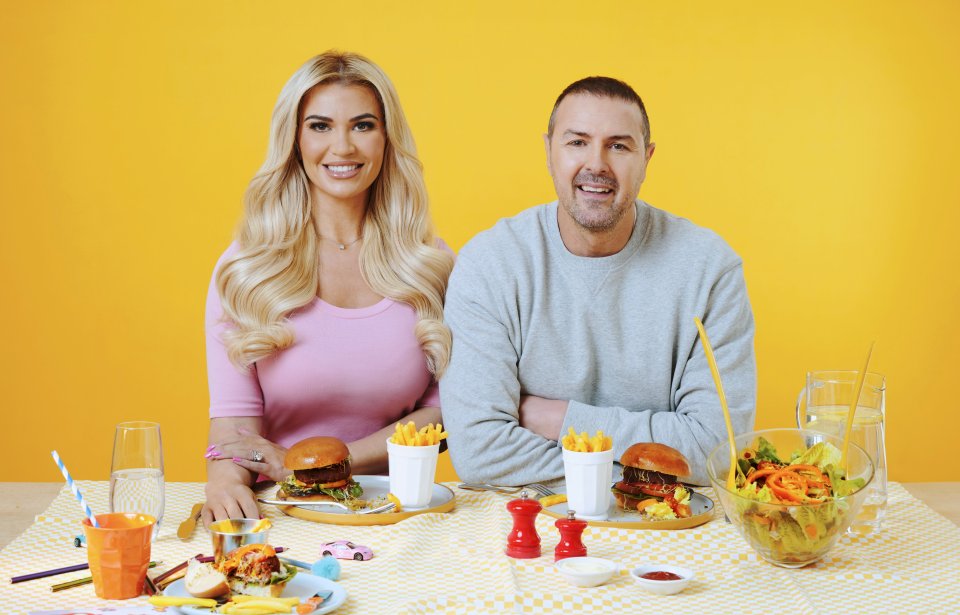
[1,481,958,614]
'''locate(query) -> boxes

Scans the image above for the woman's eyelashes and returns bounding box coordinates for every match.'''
[306,120,377,133]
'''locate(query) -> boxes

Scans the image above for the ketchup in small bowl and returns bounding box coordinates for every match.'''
[640,570,682,581]
[630,565,693,595]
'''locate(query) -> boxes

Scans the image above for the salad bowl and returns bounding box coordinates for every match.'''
[707,428,874,568]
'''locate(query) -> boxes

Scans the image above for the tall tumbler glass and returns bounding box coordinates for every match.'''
[110,421,165,539]
[796,371,887,535]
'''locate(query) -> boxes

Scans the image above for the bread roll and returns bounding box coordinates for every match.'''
[184,559,228,599]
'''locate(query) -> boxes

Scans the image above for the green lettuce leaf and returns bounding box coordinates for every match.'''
[755,437,782,464]
[792,441,841,468]
[277,476,364,501]
[824,465,867,497]
[269,563,298,585]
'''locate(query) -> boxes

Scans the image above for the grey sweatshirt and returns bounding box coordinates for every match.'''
[440,201,756,486]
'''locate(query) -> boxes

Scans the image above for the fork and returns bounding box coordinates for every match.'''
[458,483,556,497]
[257,498,395,514]
[526,483,556,497]
[458,483,522,495]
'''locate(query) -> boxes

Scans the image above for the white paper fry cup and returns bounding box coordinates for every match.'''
[562,447,615,520]
[387,438,440,510]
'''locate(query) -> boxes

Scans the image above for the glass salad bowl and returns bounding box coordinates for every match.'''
[707,428,874,568]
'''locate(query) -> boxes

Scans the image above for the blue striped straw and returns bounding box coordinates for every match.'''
[51,450,99,528]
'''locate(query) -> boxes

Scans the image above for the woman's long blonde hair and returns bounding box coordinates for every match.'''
[217,51,453,377]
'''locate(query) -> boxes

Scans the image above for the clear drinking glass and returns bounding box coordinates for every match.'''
[109,421,165,539]
[796,371,887,535]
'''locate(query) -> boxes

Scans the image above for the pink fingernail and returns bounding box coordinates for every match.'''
[232,457,242,462]
[206,444,216,451]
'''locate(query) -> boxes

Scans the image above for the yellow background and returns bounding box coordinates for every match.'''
[2,1,958,484]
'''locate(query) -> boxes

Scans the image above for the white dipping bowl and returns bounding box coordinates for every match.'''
[555,557,618,588]
[629,564,694,595]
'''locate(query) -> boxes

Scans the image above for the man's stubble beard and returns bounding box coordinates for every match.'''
[560,192,634,233]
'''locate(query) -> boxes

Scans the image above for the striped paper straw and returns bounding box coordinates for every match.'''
[50,450,99,528]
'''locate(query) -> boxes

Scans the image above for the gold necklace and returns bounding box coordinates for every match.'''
[319,235,362,251]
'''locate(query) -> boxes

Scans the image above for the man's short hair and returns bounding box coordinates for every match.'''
[547,76,651,146]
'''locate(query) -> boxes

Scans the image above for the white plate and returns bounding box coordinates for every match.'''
[540,486,715,530]
[164,572,347,614]
[269,475,455,525]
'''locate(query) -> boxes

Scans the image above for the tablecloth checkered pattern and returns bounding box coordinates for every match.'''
[1,481,958,614]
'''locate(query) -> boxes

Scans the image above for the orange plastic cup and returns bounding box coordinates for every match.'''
[82,512,155,599]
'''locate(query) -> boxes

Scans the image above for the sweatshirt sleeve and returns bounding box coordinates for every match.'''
[560,263,757,485]
[440,250,566,485]
[206,247,265,418]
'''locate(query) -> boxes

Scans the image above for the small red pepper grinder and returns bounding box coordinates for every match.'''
[554,510,588,561]
[505,490,542,558]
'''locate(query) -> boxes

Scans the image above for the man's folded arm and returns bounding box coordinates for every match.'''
[559,264,756,485]
[440,254,565,485]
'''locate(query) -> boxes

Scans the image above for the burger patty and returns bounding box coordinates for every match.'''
[623,466,678,485]
[293,458,351,485]
[614,480,680,498]
[236,550,280,583]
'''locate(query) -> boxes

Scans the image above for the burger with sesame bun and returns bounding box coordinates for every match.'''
[276,436,363,502]
[611,442,694,519]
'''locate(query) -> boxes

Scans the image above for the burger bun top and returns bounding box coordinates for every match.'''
[620,442,691,479]
[284,436,350,470]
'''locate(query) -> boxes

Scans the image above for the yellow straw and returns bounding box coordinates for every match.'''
[694,317,737,491]
[841,342,875,473]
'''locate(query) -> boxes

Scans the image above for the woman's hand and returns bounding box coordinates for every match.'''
[202,417,279,527]
[208,426,289,481]
[202,477,260,527]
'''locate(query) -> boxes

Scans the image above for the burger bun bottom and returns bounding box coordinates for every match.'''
[228,578,287,598]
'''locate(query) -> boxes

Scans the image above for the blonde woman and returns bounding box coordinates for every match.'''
[202,51,453,525]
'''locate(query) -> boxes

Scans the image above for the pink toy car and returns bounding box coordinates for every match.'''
[319,540,374,561]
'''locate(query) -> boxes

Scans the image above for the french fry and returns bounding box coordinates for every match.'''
[562,428,613,452]
[389,422,449,446]
[148,597,217,608]
[220,595,301,615]
[223,608,279,615]
[539,493,568,507]
[231,596,299,605]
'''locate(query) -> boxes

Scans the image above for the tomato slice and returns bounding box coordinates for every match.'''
[317,479,347,489]
[638,483,681,498]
